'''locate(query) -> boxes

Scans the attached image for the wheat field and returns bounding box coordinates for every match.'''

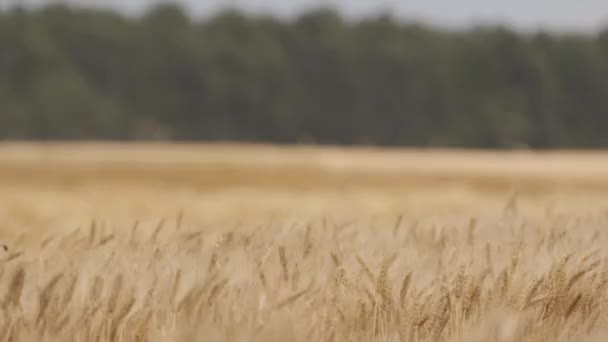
[1,143,608,341]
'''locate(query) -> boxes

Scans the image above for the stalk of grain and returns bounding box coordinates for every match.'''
[356,255,375,284]
[170,269,182,307]
[291,262,300,291]
[272,288,309,311]
[330,252,345,287]
[129,220,140,246]
[150,219,165,243]
[258,269,268,290]
[452,266,466,299]
[77,304,102,330]
[467,217,477,246]
[60,274,79,309]
[567,261,600,292]
[392,215,404,237]
[107,274,124,315]
[4,267,25,309]
[51,311,71,336]
[4,252,22,263]
[98,234,115,248]
[88,220,97,246]
[485,242,493,273]
[356,299,369,332]
[177,286,202,314]
[462,280,481,320]
[521,277,544,311]
[131,310,153,342]
[542,256,572,320]
[90,276,104,303]
[40,236,55,249]
[207,278,229,306]
[208,252,218,273]
[565,293,582,319]
[302,225,313,259]
[109,296,136,341]
[183,231,203,244]
[399,272,412,309]
[278,246,289,283]
[179,274,221,316]
[36,273,64,326]
[431,287,451,340]
[375,254,397,313]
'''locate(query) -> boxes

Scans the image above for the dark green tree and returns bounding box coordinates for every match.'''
[1,4,608,148]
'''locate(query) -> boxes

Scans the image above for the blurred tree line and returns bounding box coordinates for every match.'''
[1,4,608,148]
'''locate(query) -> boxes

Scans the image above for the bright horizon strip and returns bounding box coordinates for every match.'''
[1,0,607,33]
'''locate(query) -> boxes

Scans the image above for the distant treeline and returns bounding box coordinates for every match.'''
[1,4,608,148]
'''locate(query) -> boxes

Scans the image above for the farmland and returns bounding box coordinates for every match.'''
[0,143,607,341]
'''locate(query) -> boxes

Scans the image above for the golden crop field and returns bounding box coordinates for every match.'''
[1,143,608,341]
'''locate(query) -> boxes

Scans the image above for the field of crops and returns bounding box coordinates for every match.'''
[1,143,608,341]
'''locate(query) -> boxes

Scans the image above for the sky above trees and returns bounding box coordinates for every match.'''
[2,0,608,32]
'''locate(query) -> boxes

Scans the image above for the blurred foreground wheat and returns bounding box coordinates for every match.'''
[0,205,608,342]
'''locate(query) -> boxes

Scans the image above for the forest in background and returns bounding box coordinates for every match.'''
[2,4,608,149]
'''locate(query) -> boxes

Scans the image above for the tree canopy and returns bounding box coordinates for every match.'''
[1,4,608,148]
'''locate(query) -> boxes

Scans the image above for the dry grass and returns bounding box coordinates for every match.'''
[0,143,608,341]
[2,142,608,192]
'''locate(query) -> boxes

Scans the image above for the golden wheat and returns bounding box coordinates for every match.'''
[0,144,607,341]
[0,210,603,341]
